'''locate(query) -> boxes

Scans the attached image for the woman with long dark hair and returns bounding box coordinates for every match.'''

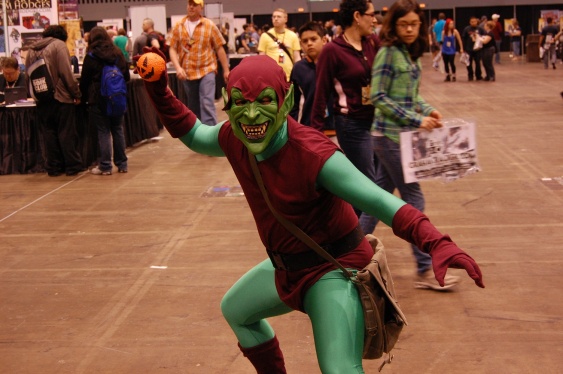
[370,0,461,290]
[80,26,130,175]
[311,0,380,236]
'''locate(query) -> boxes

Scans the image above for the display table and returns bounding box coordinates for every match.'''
[0,77,161,175]
[0,106,45,175]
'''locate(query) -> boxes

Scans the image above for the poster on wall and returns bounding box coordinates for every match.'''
[60,19,84,63]
[2,0,57,60]
[59,0,79,20]
[539,10,561,32]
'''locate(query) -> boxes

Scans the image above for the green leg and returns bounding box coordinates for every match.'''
[304,270,365,374]
[221,259,293,348]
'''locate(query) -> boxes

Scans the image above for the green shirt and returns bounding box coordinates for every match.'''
[370,45,435,143]
[113,35,129,61]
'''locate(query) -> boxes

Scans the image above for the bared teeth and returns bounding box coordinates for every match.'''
[241,122,269,139]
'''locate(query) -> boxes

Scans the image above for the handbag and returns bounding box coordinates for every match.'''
[248,153,408,370]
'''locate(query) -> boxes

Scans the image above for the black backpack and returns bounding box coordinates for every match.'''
[27,51,55,102]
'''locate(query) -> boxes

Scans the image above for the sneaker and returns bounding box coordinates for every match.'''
[414,270,460,291]
[90,166,112,175]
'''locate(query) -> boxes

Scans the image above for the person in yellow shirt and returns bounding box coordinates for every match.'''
[257,8,301,80]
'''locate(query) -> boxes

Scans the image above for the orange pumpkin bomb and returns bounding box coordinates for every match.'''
[136,52,166,82]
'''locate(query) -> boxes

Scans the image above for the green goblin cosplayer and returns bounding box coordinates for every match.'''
[138,49,484,373]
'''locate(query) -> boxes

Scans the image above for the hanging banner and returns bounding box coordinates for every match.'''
[400,119,481,183]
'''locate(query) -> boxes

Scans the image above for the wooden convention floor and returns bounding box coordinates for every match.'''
[1,53,562,373]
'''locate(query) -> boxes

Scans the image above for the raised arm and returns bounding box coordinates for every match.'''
[318,151,484,288]
[135,47,224,156]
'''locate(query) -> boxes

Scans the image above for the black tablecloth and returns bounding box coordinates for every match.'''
[0,106,45,175]
[0,78,161,175]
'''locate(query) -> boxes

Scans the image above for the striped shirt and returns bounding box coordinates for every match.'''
[170,16,225,80]
[370,45,435,143]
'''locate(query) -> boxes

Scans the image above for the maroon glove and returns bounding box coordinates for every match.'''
[392,204,485,288]
[132,46,197,138]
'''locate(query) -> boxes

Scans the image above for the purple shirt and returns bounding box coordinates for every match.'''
[311,35,378,131]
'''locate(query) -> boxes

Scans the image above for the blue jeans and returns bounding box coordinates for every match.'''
[372,136,431,274]
[512,41,520,56]
[90,106,128,172]
[543,45,556,68]
[495,40,501,63]
[334,115,378,235]
[184,71,217,125]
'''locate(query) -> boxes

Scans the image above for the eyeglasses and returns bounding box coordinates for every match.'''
[363,12,376,18]
[396,21,422,30]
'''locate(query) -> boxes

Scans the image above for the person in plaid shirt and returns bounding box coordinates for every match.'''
[169,0,230,125]
[370,0,461,291]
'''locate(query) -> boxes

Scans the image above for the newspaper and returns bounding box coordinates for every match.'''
[400,119,481,183]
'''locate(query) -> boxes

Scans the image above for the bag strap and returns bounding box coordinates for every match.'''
[265,32,294,64]
[247,152,354,279]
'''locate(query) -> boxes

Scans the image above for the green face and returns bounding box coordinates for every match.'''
[224,86,293,155]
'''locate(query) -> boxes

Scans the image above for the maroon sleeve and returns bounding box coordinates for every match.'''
[140,48,197,138]
[310,44,335,131]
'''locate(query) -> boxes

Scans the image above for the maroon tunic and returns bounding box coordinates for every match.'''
[218,116,373,312]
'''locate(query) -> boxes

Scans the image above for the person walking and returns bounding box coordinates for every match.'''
[432,12,446,70]
[370,0,461,290]
[80,26,130,176]
[491,14,503,64]
[540,17,559,70]
[289,22,328,127]
[258,8,301,81]
[311,0,381,236]
[168,0,230,125]
[25,25,83,177]
[441,18,464,82]
[132,18,153,57]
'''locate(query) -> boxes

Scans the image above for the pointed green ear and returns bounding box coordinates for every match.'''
[222,87,230,110]
[278,84,294,119]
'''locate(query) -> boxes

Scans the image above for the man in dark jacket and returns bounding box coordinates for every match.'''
[462,16,486,81]
[25,25,83,176]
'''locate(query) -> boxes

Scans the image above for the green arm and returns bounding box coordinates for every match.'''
[317,151,406,226]
[178,120,226,157]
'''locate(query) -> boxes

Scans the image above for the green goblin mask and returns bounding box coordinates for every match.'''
[222,55,293,155]
[223,86,293,154]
